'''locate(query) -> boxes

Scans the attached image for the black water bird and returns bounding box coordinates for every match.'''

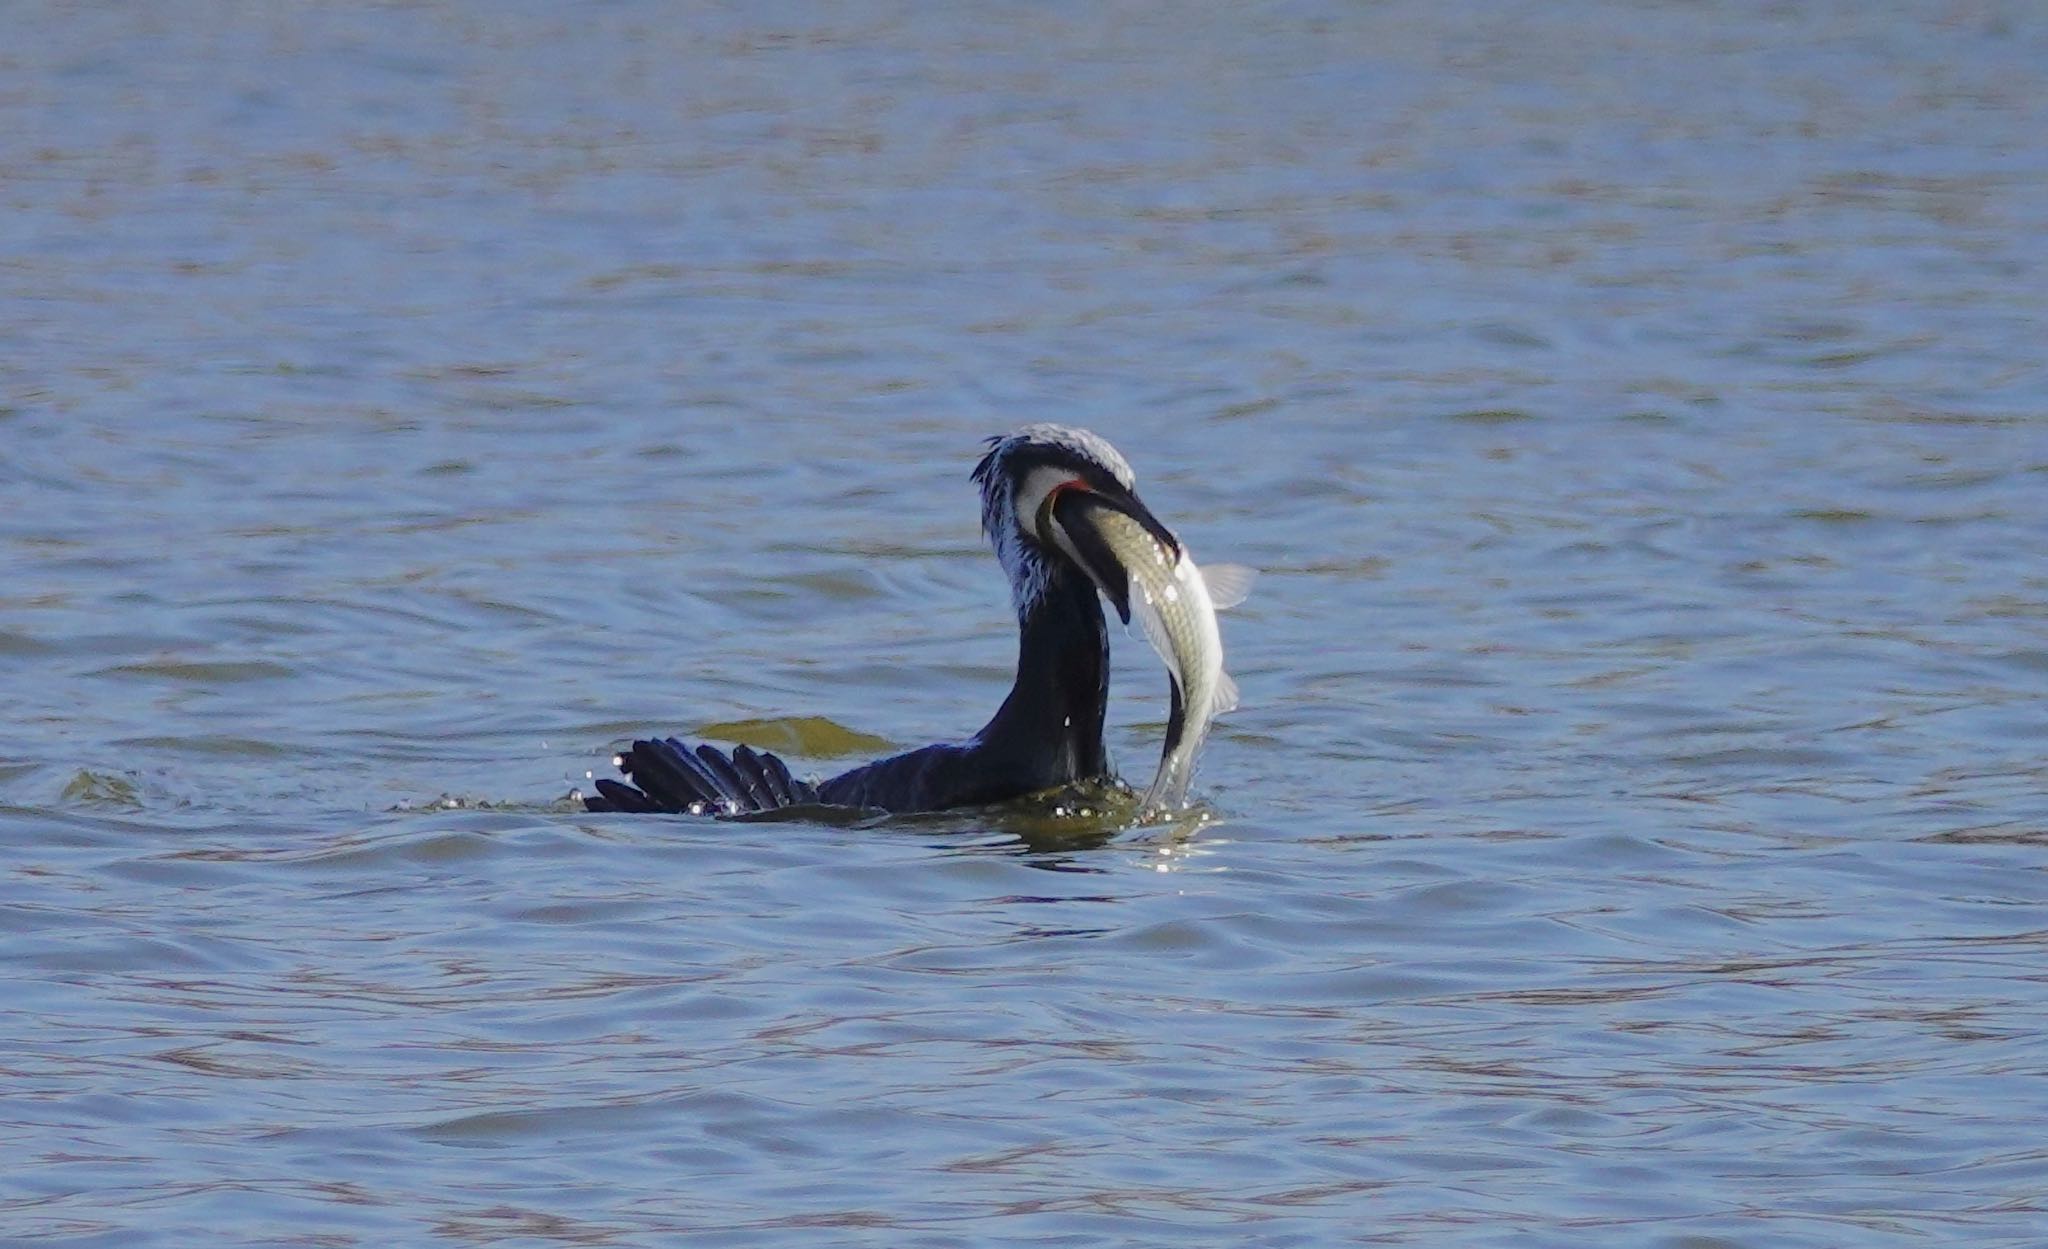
[584,425,1187,816]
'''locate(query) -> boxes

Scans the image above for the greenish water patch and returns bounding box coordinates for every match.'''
[95,659,296,683]
[59,770,142,807]
[1447,408,1537,424]
[693,717,898,758]
[1790,508,1877,523]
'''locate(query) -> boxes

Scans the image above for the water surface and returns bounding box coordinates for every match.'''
[4,3,2047,1245]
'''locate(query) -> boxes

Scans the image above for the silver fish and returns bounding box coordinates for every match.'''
[1052,495,1253,812]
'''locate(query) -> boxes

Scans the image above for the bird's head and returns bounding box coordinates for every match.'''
[971,423,1181,621]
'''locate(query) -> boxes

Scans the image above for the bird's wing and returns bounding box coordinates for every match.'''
[584,739,819,815]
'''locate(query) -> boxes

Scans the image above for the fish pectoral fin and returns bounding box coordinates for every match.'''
[1130,585,1178,676]
[1213,670,1241,716]
[1203,563,1257,610]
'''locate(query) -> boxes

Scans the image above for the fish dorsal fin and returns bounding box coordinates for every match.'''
[1203,563,1257,611]
[1213,669,1240,716]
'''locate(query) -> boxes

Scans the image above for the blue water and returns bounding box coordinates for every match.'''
[4,3,2047,1245]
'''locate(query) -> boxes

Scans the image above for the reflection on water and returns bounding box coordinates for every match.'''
[4,2,2048,1246]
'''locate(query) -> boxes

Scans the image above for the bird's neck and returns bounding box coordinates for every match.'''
[977,564,1110,786]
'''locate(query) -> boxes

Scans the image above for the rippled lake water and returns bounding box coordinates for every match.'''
[5,3,2048,1245]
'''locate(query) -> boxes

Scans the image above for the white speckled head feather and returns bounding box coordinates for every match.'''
[971,425,1137,617]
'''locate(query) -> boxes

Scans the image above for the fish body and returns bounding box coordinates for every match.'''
[1053,497,1252,811]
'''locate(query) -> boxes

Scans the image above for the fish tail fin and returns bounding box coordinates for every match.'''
[1141,753,1197,813]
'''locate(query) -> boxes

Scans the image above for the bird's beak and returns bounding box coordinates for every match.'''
[1036,479,1181,626]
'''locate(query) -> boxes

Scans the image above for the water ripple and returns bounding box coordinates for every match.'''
[5,2,2048,1246]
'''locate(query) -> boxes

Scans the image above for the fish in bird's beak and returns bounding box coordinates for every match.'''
[1034,478,1180,626]
[1032,474,1254,814]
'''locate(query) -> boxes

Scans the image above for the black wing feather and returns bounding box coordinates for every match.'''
[729,744,781,807]
[590,777,660,813]
[756,749,810,806]
[630,739,723,812]
[582,738,821,816]
[692,744,755,809]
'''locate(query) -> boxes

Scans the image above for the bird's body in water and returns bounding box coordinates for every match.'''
[584,425,1244,818]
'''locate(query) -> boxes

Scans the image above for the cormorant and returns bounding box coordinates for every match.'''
[584,425,1187,816]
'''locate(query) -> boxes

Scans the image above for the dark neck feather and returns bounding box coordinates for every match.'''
[975,562,1109,787]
